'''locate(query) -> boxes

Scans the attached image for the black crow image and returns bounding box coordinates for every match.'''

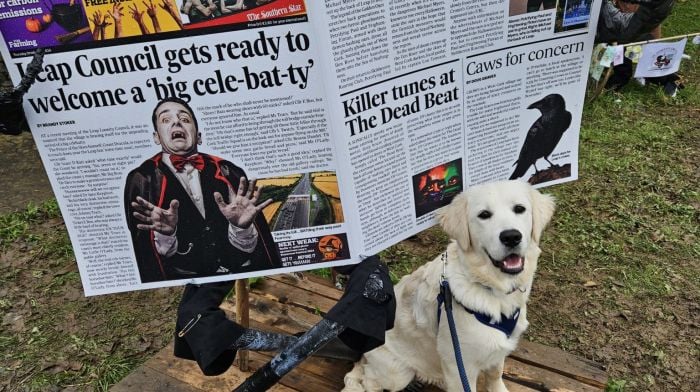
[509,94,571,180]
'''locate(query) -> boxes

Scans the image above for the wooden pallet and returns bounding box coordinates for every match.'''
[112,274,607,391]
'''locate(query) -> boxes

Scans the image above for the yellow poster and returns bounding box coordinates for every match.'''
[85,0,183,40]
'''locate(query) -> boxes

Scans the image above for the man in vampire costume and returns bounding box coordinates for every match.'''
[124,97,281,283]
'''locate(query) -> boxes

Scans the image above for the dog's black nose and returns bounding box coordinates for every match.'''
[500,230,522,248]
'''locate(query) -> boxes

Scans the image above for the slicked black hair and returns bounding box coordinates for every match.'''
[151,97,199,132]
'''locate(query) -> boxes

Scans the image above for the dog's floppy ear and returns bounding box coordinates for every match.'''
[529,187,555,244]
[436,192,470,251]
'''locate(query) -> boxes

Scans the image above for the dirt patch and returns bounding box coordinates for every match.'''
[0,133,54,214]
[528,270,700,390]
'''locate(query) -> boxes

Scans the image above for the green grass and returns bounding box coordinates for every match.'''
[662,0,700,37]
[538,45,700,298]
[0,199,62,246]
[607,378,628,392]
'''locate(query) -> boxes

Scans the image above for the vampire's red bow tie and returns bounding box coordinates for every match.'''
[170,154,205,172]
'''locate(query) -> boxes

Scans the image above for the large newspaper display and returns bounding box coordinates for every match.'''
[0,0,601,295]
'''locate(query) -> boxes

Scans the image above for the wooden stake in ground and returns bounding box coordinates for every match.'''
[235,279,250,371]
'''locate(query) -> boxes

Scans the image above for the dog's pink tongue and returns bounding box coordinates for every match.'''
[503,255,524,269]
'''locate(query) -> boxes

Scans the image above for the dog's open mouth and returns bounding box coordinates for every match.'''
[487,252,524,274]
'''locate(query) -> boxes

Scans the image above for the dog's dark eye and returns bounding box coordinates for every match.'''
[477,210,492,220]
[513,205,526,214]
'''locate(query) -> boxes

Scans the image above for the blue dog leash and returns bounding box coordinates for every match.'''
[436,252,522,392]
[436,252,471,392]
[437,278,472,392]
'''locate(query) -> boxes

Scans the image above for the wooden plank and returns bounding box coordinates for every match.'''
[222,292,322,333]
[250,291,324,329]
[111,364,202,392]
[143,343,295,391]
[511,340,607,389]
[245,339,354,384]
[304,273,341,292]
[249,352,348,392]
[251,277,339,316]
[230,305,551,392]
[267,274,343,302]
[400,376,539,391]
[236,314,356,380]
[253,276,605,391]
[504,358,602,391]
[503,379,541,392]
[246,277,604,391]
[130,337,346,392]
[414,358,600,391]
[115,273,607,392]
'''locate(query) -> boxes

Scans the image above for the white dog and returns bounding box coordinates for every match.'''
[343,180,555,392]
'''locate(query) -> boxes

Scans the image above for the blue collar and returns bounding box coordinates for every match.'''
[437,282,520,338]
[463,307,520,338]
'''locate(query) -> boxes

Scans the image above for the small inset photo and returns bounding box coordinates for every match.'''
[412,159,463,218]
[0,0,93,54]
[510,94,572,184]
[555,0,593,32]
[276,233,351,268]
[176,0,304,29]
[260,171,344,232]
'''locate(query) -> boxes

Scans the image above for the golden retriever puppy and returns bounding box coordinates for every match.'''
[343,180,555,392]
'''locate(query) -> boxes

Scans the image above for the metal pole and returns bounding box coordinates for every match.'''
[621,32,700,46]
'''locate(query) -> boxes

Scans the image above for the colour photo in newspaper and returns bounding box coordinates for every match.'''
[0,0,305,57]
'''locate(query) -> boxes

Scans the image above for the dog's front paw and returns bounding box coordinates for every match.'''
[342,362,366,392]
[486,379,508,392]
[340,382,364,392]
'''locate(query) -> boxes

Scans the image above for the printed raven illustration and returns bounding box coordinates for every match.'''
[509,94,571,180]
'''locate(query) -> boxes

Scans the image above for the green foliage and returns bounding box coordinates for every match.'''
[606,378,627,392]
[542,78,700,296]
[662,0,700,37]
[310,267,332,279]
[310,187,332,226]
[248,276,265,288]
[259,184,296,203]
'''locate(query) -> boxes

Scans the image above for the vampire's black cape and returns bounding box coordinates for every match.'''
[174,256,396,376]
[124,153,280,282]
[327,255,396,353]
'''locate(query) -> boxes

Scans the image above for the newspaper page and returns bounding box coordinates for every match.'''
[306,0,601,256]
[0,1,358,295]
